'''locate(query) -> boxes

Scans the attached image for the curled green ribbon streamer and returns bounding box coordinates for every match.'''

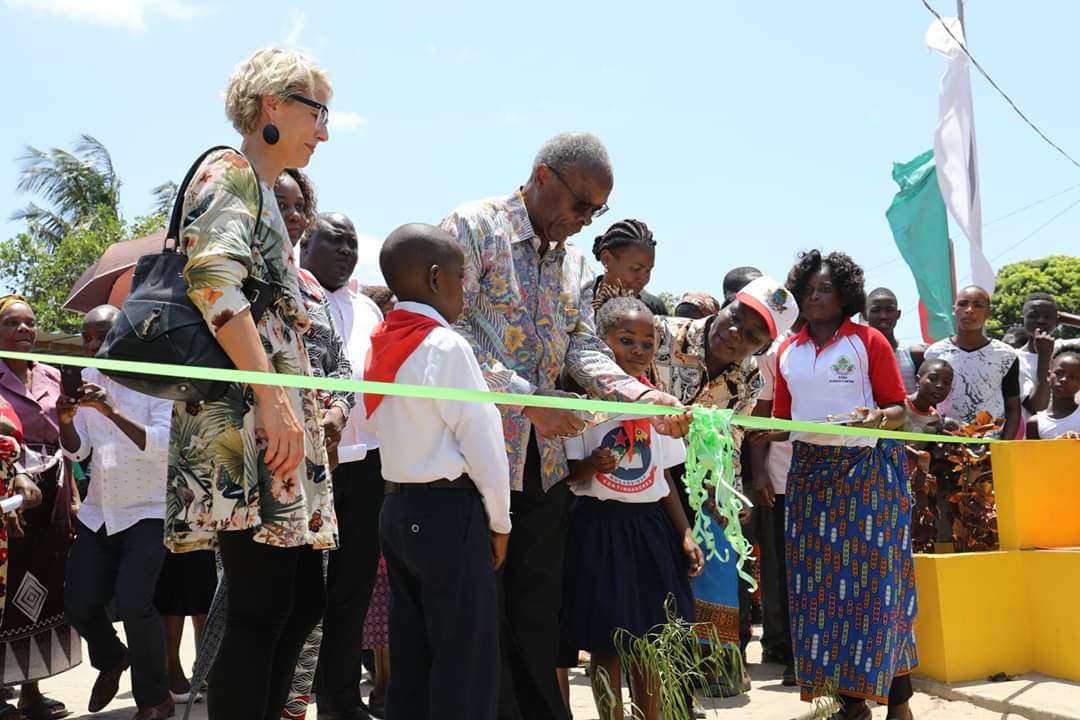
[684,407,758,590]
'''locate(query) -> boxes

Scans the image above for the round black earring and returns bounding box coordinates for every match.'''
[262,123,279,145]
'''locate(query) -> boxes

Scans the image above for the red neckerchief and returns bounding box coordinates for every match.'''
[622,375,654,462]
[363,309,441,418]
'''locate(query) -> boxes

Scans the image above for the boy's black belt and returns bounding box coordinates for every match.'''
[384,474,475,495]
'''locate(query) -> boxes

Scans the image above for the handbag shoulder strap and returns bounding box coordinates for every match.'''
[167,146,263,253]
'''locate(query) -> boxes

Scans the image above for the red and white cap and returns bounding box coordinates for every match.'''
[735,276,798,340]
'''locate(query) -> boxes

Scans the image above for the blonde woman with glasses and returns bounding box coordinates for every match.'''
[163,47,336,720]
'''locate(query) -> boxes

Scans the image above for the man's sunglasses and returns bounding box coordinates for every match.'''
[545,165,609,219]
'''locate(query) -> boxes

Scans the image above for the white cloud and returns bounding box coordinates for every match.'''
[328,111,367,133]
[424,43,438,56]
[283,9,307,47]
[456,47,474,60]
[5,0,206,31]
[502,111,523,125]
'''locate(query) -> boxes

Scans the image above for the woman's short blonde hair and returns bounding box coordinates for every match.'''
[224,47,332,135]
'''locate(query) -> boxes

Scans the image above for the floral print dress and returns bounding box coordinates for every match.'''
[166,149,337,552]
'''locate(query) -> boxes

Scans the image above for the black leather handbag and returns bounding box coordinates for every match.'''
[97,146,273,402]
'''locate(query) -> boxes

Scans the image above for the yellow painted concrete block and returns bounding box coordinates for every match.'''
[994,441,1080,550]
[1024,550,1080,680]
[913,552,1031,683]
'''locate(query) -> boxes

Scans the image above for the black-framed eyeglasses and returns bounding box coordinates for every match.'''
[545,165,609,219]
[289,94,329,129]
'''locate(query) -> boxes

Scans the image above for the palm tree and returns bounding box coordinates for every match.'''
[151,180,178,219]
[10,134,121,247]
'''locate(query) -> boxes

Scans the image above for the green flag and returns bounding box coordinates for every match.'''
[886,149,955,341]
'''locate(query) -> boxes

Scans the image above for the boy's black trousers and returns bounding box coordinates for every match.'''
[380,485,499,720]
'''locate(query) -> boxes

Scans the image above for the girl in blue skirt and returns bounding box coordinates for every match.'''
[561,297,704,720]
[773,251,917,720]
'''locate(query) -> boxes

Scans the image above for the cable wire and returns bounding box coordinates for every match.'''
[922,0,1080,170]
[988,195,1080,263]
[946,195,1080,288]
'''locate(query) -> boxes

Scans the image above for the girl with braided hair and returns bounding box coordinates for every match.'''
[588,218,668,317]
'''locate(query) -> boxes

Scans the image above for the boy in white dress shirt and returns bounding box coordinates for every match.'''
[364,223,511,720]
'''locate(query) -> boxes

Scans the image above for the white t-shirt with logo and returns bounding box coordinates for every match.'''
[564,416,687,503]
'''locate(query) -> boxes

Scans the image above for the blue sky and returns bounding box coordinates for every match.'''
[2,0,1079,340]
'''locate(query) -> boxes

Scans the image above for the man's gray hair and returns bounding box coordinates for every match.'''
[533,132,612,174]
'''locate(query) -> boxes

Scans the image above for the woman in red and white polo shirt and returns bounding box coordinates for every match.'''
[773,251,917,720]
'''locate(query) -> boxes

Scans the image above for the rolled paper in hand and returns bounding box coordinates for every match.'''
[337,444,367,464]
[0,494,24,515]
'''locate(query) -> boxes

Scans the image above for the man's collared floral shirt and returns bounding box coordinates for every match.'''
[441,191,650,491]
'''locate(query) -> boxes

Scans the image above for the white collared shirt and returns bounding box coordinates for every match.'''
[775,320,906,447]
[64,369,172,535]
[371,301,511,533]
[756,340,793,495]
[324,282,384,451]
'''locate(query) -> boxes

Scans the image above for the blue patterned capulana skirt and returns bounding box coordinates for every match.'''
[785,440,918,704]
[690,517,741,649]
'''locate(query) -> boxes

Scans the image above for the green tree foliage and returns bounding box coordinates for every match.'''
[2,136,169,334]
[11,135,121,248]
[988,256,1080,340]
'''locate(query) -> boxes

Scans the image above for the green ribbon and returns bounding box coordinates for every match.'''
[0,350,994,445]
[1,348,996,588]
[683,407,759,588]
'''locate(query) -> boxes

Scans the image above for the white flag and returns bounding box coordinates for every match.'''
[926,17,994,293]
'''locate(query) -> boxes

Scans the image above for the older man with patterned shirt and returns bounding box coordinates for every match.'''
[441,132,688,720]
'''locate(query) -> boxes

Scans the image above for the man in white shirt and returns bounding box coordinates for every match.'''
[58,306,174,720]
[300,213,386,719]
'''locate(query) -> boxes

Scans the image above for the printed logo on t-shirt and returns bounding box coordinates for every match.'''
[595,425,656,494]
[829,355,856,384]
